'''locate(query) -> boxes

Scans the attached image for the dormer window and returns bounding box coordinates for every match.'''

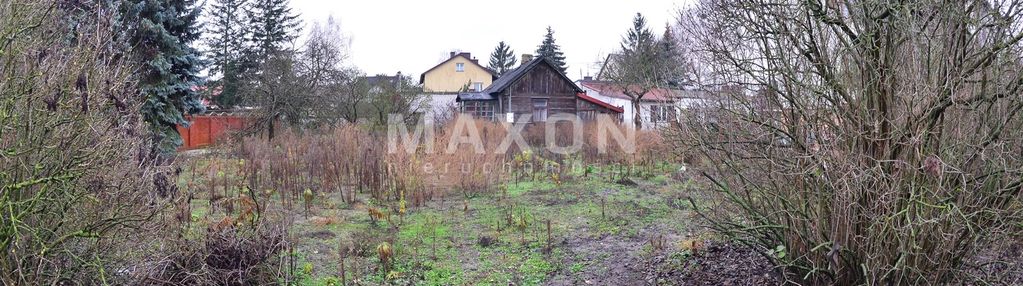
[456,63,464,72]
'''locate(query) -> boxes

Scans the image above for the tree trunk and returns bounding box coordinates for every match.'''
[632,99,643,129]
[267,116,276,141]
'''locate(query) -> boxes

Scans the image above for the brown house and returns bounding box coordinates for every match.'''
[456,55,623,122]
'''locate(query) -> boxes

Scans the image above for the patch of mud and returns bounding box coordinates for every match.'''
[545,237,781,285]
[615,178,639,187]
[545,235,648,285]
[646,241,781,285]
[304,230,336,240]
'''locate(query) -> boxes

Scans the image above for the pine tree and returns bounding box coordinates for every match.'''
[659,22,683,87]
[488,41,516,76]
[122,0,206,153]
[535,26,567,73]
[205,0,250,107]
[622,13,655,54]
[248,0,302,56]
[607,13,665,129]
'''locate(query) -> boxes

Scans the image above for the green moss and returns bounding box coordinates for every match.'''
[519,253,554,285]
[569,261,587,273]
[505,180,556,196]
[421,264,465,286]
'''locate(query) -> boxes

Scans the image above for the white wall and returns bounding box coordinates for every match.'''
[578,84,676,130]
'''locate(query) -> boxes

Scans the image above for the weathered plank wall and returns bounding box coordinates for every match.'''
[503,63,578,116]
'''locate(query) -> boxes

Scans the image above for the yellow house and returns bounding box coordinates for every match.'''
[420,52,497,93]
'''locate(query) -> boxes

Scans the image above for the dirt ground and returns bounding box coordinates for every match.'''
[280,173,784,285]
[179,154,1023,286]
[181,159,785,285]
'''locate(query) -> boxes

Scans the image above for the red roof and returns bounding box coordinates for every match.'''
[576,92,624,113]
[578,80,679,102]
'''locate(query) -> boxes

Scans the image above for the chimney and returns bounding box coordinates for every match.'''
[471,58,479,64]
[583,76,593,81]
[449,51,456,58]
[521,54,533,65]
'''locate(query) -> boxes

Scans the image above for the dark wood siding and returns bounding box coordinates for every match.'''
[576,99,623,121]
[500,63,577,118]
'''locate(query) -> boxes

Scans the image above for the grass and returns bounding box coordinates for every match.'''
[180,157,699,285]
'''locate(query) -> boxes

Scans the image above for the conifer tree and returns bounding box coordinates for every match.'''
[535,26,568,73]
[659,22,683,87]
[605,13,665,129]
[622,13,655,54]
[488,41,517,76]
[205,0,249,107]
[122,0,206,153]
[248,0,302,56]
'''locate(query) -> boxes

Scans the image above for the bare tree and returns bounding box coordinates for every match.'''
[368,74,427,126]
[299,17,362,126]
[319,69,370,125]
[299,16,349,91]
[671,0,1023,284]
[245,52,310,140]
[604,13,676,129]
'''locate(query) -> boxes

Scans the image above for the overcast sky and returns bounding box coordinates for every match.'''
[288,0,689,80]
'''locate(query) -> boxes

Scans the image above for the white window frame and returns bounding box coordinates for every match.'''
[473,82,483,91]
[650,105,672,123]
[455,63,465,72]
[462,101,495,121]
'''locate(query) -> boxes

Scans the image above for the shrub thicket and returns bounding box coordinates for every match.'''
[673,0,1023,284]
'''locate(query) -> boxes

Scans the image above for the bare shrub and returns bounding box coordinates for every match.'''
[144,222,288,285]
[0,1,162,283]
[672,0,1023,284]
[426,117,508,196]
[232,114,672,212]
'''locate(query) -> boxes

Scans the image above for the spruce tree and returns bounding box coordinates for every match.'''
[607,12,664,129]
[622,13,655,54]
[248,0,302,56]
[122,0,206,153]
[535,26,568,73]
[659,22,683,87]
[488,41,517,76]
[620,13,658,74]
[205,0,250,107]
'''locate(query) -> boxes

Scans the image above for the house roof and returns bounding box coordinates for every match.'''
[577,92,624,113]
[455,92,495,101]
[577,80,681,102]
[483,56,584,95]
[363,74,401,87]
[456,58,622,115]
[419,52,498,84]
[595,54,620,80]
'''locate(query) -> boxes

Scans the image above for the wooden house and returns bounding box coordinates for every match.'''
[456,55,623,122]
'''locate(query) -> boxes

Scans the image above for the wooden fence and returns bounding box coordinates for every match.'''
[176,114,250,150]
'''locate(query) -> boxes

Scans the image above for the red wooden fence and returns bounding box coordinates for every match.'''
[176,114,250,150]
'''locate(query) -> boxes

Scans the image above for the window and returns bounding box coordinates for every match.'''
[532,98,548,122]
[579,110,596,121]
[473,82,483,91]
[455,63,464,72]
[462,101,494,121]
[650,105,673,123]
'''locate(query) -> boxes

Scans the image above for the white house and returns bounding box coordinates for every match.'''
[576,78,686,130]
